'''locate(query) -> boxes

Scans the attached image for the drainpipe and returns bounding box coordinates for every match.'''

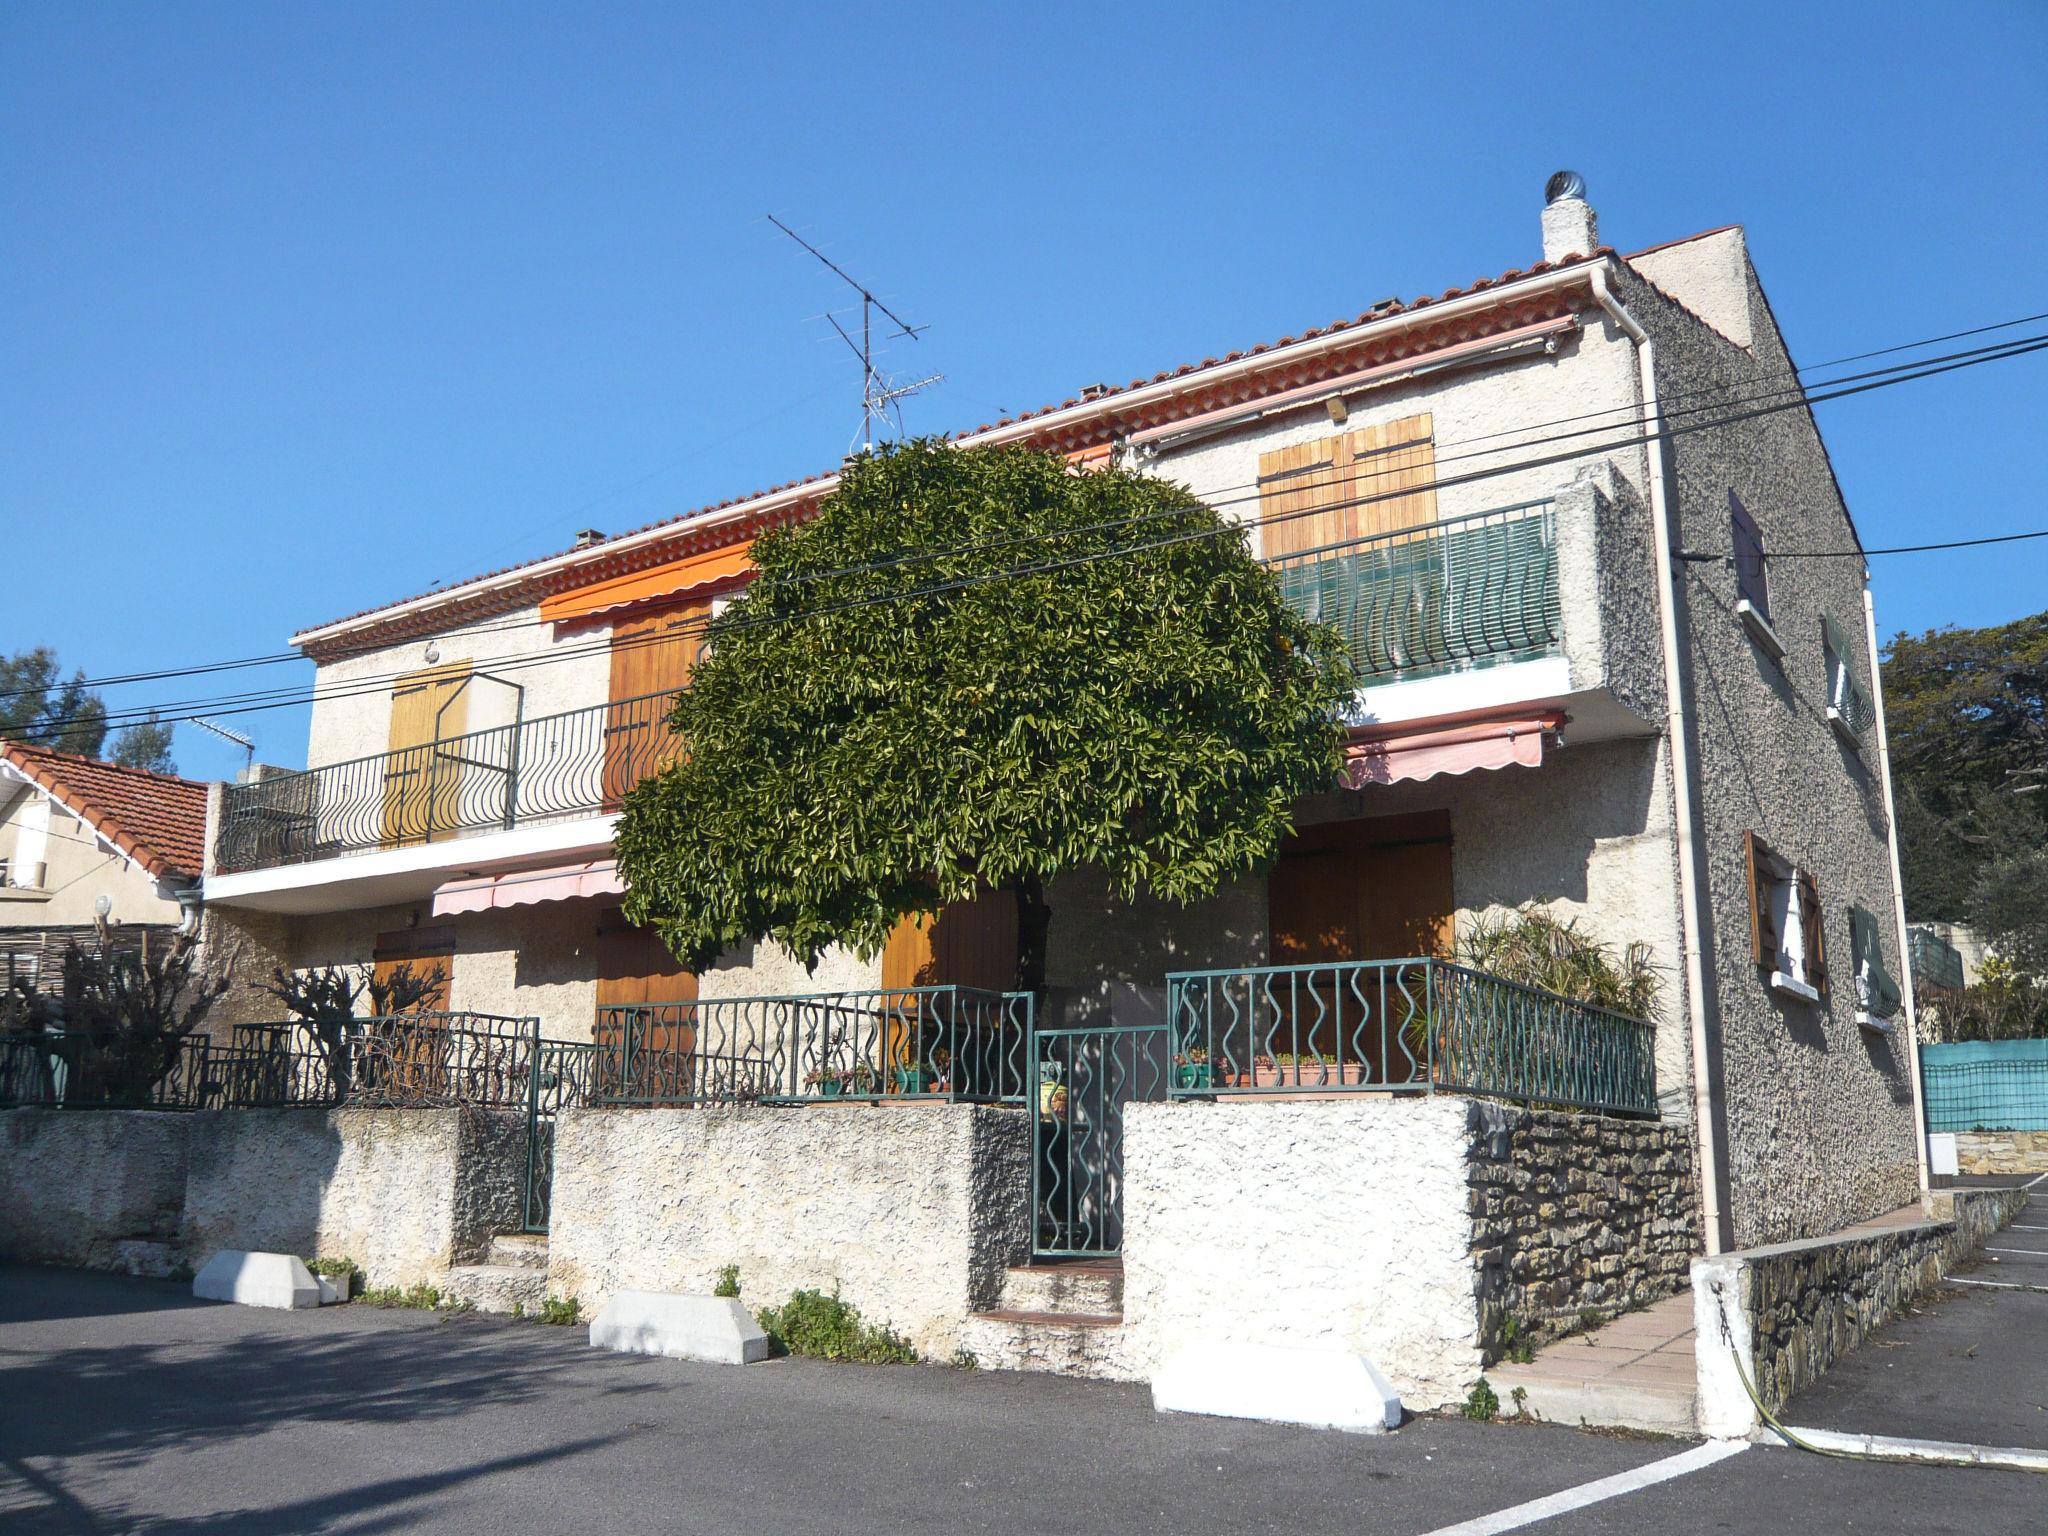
[1863,582,1932,1197]
[175,884,204,937]
[1589,263,1727,1256]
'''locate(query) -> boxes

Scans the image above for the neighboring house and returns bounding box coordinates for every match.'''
[202,178,1920,1258]
[0,742,207,985]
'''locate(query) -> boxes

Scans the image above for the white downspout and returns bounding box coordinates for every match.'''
[1590,263,1727,1256]
[1863,581,1931,1198]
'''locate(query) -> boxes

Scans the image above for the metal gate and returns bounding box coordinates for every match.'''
[523,1038,598,1234]
[1029,1020,1170,1259]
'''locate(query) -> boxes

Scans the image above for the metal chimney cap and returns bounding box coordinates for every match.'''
[1545,170,1587,206]
[573,527,606,549]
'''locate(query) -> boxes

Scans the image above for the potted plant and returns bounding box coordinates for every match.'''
[1172,1046,1213,1091]
[803,1065,849,1098]
[893,1058,936,1094]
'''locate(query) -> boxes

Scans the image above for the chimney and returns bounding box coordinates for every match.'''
[573,528,605,549]
[1541,170,1598,264]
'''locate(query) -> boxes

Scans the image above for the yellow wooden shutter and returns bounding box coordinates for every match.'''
[1348,411,1438,543]
[380,662,470,849]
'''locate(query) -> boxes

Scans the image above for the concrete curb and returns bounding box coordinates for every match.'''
[1767,1426,2048,1473]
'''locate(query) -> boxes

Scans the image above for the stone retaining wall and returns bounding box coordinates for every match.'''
[1955,1130,2048,1175]
[0,1106,527,1287]
[0,1109,191,1275]
[1693,1185,2030,1437]
[548,1103,1030,1360]
[1121,1096,1697,1410]
[1469,1105,1698,1349]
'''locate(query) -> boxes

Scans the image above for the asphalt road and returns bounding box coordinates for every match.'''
[2,1265,2043,1535]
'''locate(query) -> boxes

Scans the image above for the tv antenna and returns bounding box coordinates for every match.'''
[768,214,943,453]
[190,717,256,780]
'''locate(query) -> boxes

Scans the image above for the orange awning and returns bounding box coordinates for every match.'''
[539,542,754,625]
[1338,711,1564,789]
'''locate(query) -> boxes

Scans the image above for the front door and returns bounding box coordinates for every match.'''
[593,917,698,1100]
[880,890,1018,1092]
[367,927,455,1099]
[1262,810,1454,1087]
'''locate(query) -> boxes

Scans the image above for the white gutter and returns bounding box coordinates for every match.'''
[1590,262,1727,1256]
[293,263,1605,651]
[1864,581,1931,1197]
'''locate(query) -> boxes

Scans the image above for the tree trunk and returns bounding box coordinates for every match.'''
[1013,874,1051,997]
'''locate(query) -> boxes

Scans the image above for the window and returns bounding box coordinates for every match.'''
[1730,492,1783,658]
[1847,905,1901,1032]
[1745,832,1826,1002]
[1822,615,1874,744]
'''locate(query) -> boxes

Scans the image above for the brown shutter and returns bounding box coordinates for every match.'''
[1256,438,1348,561]
[1798,871,1827,991]
[1349,412,1438,544]
[381,662,471,849]
[1744,832,1776,967]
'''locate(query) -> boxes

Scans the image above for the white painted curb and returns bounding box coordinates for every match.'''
[1768,1426,2048,1473]
[192,1251,323,1311]
[589,1291,770,1365]
[1152,1342,1402,1434]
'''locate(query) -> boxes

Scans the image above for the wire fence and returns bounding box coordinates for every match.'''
[1921,1055,2048,1133]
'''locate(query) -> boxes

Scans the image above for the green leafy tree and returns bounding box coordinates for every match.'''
[109,711,178,775]
[0,647,108,757]
[1883,610,2047,968]
[615,439,1354,989]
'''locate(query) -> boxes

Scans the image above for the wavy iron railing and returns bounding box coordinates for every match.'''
[1164,957,1657,1117]
[214,689,683,874]
[1266,499,1560,685]
[592,985,1032,1106]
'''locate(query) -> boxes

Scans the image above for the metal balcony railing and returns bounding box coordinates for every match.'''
[591,985,1033,1107]
[1165,957,1657,1117]
[213,689,682,874]
[1265,499,1560,686]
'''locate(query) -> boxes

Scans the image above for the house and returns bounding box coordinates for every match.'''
[198,176,1923,1353]
[1,742,208,984]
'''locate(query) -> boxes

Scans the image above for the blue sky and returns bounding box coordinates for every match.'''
[5,1,2045,780]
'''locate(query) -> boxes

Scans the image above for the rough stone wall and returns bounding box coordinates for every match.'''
[1120,1097,1485,1409]
[1621,249,1920,1245]
[180,1106,527,1286]
[548,1103,1030,1359]
[1693,1186,2028,1434]
[0,1109,190,1274]
[1955,1130,2048,1175]
[196,903,295,1035]
[1467,1103,1697,1351]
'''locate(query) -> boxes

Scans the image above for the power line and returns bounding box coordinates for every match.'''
[15,307,2043,707]
[1683,527,2048,561]
[11,320,2048,742]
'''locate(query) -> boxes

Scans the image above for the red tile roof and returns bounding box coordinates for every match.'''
[303,235,1692,646]
[0,743,209,882]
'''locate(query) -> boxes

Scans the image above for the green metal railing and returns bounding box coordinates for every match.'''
[1266,499,1559,685]
[1165,957,1658,1117]
[1029,1021,1170,1259]
[592,985,1032,1106]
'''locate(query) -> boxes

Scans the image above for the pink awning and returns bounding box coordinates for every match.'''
[1338,711,1564,789]
[432,859,625,917]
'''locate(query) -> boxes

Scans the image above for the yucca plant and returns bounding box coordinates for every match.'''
[1455,904,1662,1021]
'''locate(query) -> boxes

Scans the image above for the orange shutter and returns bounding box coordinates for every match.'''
[1348,412,1438,544]
[380,663,471,849]
[1256,437,1350,561]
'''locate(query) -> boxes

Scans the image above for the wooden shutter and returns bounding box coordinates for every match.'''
[882,889,1020,994]
[1729,492,1769,618]
[1268,811,1454,966]
[1798,871,1827,991]
[604,600,706,805]
[1257,438,1348,561]
[381,663,471,849]
[1744,832,1777,968]
[1348,412,1438,544]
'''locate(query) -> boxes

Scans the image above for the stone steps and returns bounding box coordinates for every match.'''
[486,1233,549,1271]
[1485,1290,1700,1435]
[441,1263,549,1315]
[997,1260,1123,1316]
[958,1307,1136,1381]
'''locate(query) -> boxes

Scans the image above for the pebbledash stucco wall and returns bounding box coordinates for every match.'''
[549,1103,1029,1359]
[0,1106,527,1287]
[1119,1096,1696,1410]
[1621,245,1920,1246]
[0,1109,191,1275]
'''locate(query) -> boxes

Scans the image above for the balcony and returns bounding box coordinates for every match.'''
[1266,499,1560,688]
[214,689,681,876]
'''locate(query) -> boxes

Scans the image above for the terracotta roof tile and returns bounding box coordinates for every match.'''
[0,743,208,882]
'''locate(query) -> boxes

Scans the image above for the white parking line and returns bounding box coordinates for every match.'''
[1952,1276,2048,1294]
[1987,1248,2048,1257]
[2010,1225,2048,1232]
[1416,1441,1748,1536]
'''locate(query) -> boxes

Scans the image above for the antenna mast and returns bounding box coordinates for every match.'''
[191,717,256,780]
[768,214,943,453]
